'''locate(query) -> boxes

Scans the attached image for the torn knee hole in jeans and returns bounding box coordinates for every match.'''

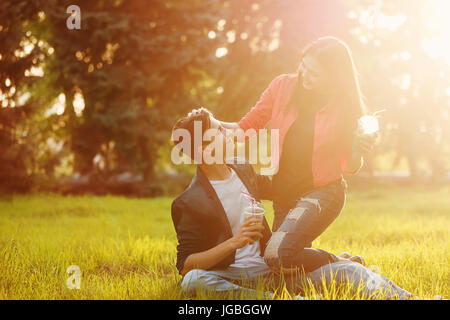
[286,207,307,221]
[299,198,322,212]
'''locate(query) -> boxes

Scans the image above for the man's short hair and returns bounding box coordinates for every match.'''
[171,108,213,160]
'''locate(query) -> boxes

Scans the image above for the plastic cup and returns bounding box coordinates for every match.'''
[243,203,265,241]
[358,115,380,137]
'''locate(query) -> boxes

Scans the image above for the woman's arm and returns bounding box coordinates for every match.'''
[342,134,377,174]
[188,76,282,136]
[180,218,264,276]
[220,121,240,130]
[343,151,364,174]
[218,75,280,141]
[236,76,284,133]
[186,111,240,133]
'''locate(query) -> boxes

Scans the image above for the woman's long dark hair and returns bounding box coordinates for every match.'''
[284,36,367,137]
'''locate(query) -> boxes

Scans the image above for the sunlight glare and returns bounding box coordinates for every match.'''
[73,92,85,116]
[358,115,380,135]
[215,47,228,58]
[422,0,450,64]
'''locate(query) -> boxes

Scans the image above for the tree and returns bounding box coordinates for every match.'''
[344,0,450,179]
[0,0,50,192]
[1,0,227,192]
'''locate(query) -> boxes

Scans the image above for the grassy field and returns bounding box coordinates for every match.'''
[0,185,449,300]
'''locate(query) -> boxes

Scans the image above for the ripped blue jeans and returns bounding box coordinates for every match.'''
[181,262,413,300]
[264,179,347,273]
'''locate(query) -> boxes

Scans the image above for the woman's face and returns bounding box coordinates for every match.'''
[300,55,330,92]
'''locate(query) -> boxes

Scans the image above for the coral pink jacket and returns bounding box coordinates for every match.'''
[238,74,355,188]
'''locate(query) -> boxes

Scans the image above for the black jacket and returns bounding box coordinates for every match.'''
[171,160,272,274]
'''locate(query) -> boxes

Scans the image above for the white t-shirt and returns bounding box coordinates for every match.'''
[209,168,267,269]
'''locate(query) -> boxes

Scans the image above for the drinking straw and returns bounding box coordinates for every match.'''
[373,109,387,118]
[241,191,257,213]
[241,191,256,205]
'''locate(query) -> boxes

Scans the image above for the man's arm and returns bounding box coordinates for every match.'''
[172,200,205,274]
[180,218,264,276]
[180,238,236,276]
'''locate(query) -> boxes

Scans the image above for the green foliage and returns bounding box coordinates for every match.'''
[0,0,449,193]
[1,0,226,190]
[0,1,49,191]
[42,0,225,181]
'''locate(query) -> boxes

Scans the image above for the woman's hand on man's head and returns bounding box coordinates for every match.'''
[187,107,240,131]
[187,107,212,118]
[187,107,224,130]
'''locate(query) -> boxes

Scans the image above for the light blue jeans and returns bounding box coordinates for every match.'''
[182,265,274,299]
[181,261,412,300]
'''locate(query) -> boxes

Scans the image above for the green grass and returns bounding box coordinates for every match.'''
[0,185,449,300]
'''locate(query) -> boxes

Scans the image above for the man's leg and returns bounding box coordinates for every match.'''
[305,261,413,300]
[181,268,274,299]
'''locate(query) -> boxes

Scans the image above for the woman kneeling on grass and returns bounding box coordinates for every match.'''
[190,36,373,275]
[170,108,413,299]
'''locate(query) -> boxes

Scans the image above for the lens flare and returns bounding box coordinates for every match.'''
[358,115,379,135]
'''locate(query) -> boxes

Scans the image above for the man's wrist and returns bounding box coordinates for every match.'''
[226,237,238,251]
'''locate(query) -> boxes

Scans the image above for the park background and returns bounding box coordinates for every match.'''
[0,0,449,299]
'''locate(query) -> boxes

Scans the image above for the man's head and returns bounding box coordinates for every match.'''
[171,107,230,165]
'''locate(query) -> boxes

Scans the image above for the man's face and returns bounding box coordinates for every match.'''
[201,115,233,164]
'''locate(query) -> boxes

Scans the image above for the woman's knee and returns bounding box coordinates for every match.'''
[263,230,285,271]
[264,231,304,273]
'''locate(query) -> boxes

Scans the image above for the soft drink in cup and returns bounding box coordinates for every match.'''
[357,115,379,137]
[243,203,265,241]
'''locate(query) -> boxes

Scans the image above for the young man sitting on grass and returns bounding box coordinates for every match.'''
[170,108,413,299]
